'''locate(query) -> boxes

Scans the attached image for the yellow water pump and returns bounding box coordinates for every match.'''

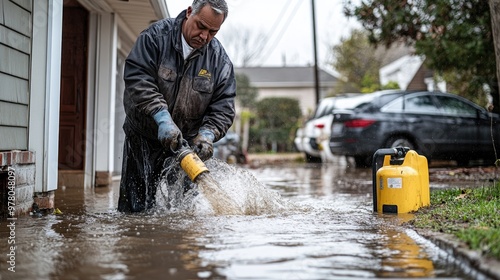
[372,147,430,214]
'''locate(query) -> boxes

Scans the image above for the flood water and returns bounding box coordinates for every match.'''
[0,158,491,279]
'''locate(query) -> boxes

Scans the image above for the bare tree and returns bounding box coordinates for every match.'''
[220,26,268,67]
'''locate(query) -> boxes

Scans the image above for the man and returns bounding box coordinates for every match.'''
[118,0,236,213]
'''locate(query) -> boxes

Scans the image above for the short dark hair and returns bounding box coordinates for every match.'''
[192,0,228,21]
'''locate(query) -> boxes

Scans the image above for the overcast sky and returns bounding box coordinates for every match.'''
[166,0,360,73]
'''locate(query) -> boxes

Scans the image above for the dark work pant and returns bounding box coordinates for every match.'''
[117,132,172,213]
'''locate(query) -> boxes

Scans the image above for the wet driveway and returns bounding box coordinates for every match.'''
[0,158,490,279]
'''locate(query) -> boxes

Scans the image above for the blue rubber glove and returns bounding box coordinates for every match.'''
[153,109,182,152]
[192,130,215,161]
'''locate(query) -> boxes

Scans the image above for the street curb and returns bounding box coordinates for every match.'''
[415,229,500,279]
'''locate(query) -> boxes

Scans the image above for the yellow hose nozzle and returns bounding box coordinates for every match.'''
[176,146,209,182]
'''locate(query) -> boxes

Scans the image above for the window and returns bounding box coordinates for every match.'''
[382,97,403,113]
[314,98,336,118]
[435,96,477,117]
[383,94,442,114]
[404,95,439,114]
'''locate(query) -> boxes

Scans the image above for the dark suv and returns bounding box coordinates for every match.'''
[329,90,500,167]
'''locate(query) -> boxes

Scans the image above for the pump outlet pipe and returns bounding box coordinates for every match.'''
[175,139,209,182]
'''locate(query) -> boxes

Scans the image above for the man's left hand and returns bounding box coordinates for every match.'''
[192,130,215,161]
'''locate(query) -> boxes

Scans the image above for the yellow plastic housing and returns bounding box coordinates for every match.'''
[376,150,430,213]
[179,152,209,181]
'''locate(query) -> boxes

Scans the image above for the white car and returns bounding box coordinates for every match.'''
[293,127,305,153]
[295,94,360,162]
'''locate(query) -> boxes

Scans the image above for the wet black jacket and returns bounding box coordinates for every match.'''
[123,10,236,143]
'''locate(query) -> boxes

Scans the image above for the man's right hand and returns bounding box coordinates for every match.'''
[153,109,182,152]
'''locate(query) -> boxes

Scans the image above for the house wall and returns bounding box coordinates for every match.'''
[379,55,424,90]
[0,0,32,151]
[0,151,36,216]
[84,10,142,178]
[0,0,39,216]
[257,87,317,117]
[92,13,135,179]
[111,15,153,176]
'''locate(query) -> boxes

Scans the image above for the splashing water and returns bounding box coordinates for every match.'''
[191,172,244,215]
[156,158,291,215]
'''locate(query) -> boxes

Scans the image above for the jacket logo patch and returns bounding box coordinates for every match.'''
[198,69,212,78]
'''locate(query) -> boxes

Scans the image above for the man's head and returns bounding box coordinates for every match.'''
[183,0,228,49]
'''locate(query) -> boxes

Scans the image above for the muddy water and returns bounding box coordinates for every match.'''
[0,159,487,279]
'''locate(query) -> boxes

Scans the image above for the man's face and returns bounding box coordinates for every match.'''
[183,5,224,49]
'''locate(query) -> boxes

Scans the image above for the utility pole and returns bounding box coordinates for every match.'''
[489,0,500,114]
[311,0,320,104]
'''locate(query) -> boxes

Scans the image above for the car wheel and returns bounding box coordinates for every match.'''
[386,136,415,150]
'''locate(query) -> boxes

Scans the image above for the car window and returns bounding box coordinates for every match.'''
[382,98,403,112]
[377,93,402,107]
[313,98,335,118]
[362,93,402,111]
[405,95,438,114]
[321,102,337,117]
[382,95,440,114]
[434,96,477,117]
[314,105,328,118]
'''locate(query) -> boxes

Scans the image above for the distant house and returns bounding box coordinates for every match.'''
[378,43,446,92]
[235,66,339,117]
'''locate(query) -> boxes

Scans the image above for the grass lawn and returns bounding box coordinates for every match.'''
[409,182,500,260]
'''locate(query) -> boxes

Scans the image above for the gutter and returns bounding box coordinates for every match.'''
[150,0,169,19]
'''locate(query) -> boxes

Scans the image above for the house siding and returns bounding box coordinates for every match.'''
[0,0,35,217]
[0,0,32,151]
